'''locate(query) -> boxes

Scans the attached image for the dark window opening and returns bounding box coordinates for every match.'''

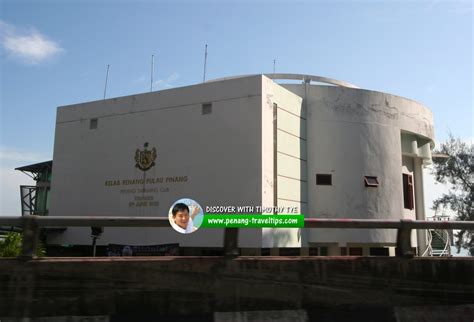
[370,247,389,256]
[340,247,347,256]
[403,173,414,210]
[316,174,332,185]
[364,176,379,187]
[279,248,300,256]
[201,248,224,256]
[309,247,328,256]
[90,118,98,129]
[349,247,363,256]
[395,247,417,256]
[202,103,212,115]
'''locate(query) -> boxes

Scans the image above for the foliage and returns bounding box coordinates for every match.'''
[0,232,22,257]
[431,135,473,255]
[0,232,46,257]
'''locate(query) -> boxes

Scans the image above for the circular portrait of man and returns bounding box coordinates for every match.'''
[168,198,203,234]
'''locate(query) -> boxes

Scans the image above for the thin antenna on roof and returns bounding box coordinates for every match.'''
[150,54,154,92]
[203,44,208,83]
[273,59,276,74]
[103,64,110,100]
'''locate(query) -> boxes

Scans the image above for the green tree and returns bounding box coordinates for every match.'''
[0,232,45,257]
[431,135,473,255]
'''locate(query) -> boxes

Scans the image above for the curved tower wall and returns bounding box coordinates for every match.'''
[282,84,434,247]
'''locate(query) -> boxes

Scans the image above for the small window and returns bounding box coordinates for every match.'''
[309,247,319,256]
[202,103,212,115]
[340,247,347,256]
[349,247,363,256]
[369,247,389,256]
[320,247,328,256]
[316,174,332,185]
[364,176,379,187]
[90,118,98,129]
[403,173,414,210]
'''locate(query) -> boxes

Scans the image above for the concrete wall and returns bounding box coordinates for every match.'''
[262,76,304,248]
[1,257,472,318]
[50,76,265,247]
[282,84,434,246]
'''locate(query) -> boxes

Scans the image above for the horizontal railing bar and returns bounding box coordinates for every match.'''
[34,216,169,227]
[406,220,474,230]
[0,216,473,230]
[304,218,402,229]
[0,217,22,226]
[304,218,474,230]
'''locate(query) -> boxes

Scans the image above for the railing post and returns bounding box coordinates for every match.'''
[20,215,39,260]
[223,228,239,257]
[396,219,414,258]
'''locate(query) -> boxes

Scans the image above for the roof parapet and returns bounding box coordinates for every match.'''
[208,73,360,89]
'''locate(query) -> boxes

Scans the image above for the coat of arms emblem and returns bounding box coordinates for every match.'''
[135,142,157,171]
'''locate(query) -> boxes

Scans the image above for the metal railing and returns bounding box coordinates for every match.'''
[19,185,49,216]
[422,215,453,257]
[431,229,451,256]
[1,216,473,259]
[421,229,433,256]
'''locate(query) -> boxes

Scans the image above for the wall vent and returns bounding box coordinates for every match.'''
[316,174,332,185]
[202,103,212,115]
[90,118,98,129]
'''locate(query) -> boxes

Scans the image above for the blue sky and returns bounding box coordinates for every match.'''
[0,0,472,215]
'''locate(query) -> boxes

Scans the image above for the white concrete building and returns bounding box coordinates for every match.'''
[40,74,434,256]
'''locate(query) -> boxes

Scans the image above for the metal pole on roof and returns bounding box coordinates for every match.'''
[103,64,110,100]
[150,54,154,92]
[203,44,208,83]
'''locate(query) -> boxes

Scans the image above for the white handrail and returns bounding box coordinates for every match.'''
[421,229,433,257]
[432,229,451,257]
[440,230,451,256]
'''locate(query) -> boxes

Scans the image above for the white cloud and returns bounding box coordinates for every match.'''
[0,146,48,164]
[131,72,180,92]
[132,75,146,84]
[0,20,63,64]
[152,72,180,89]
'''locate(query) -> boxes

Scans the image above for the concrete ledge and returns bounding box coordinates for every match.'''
[1,256,473,318]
